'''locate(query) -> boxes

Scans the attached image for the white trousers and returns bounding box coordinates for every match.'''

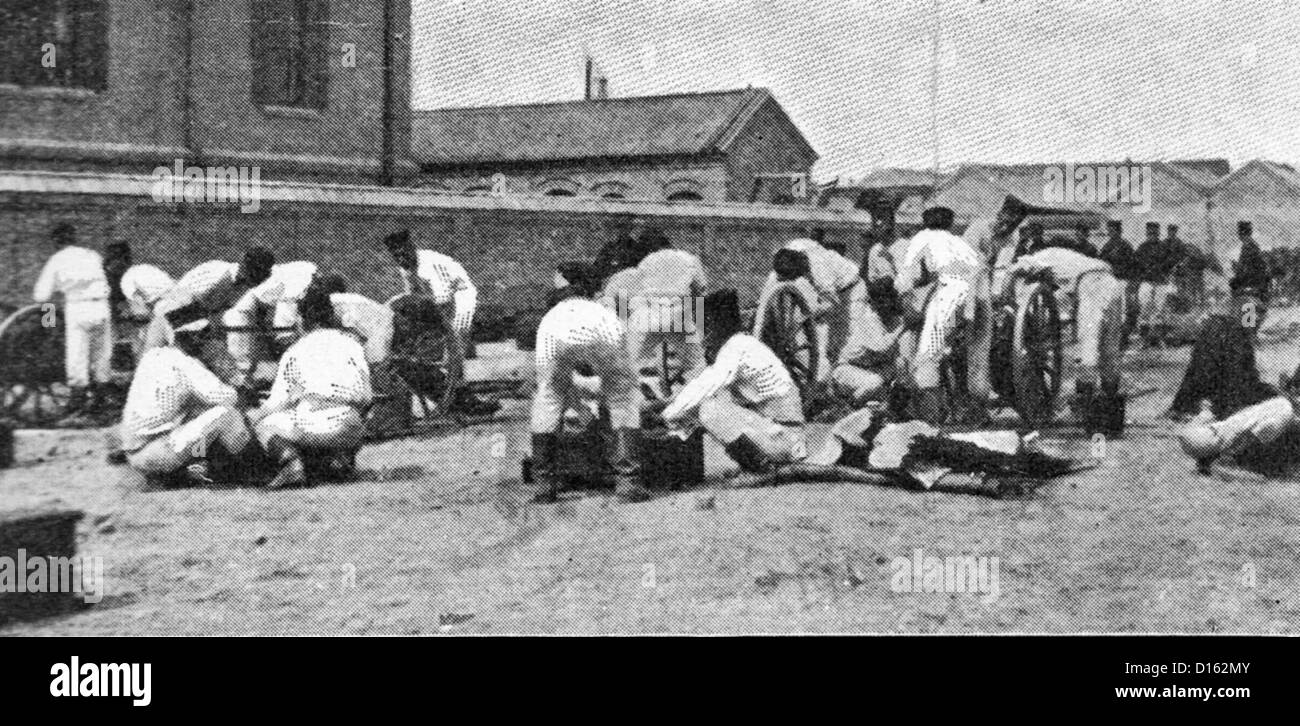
[126,406,252,474]
[1075,273,1126,389]
[255,401,367,451]
[452,287,477,338]
[914,278,971,388]
[1137,282,1175,327]
[531,341,640,432]
[63,299,112,387]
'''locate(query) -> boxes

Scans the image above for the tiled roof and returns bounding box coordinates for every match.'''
[413,88,814,166]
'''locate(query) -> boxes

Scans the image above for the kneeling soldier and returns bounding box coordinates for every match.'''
[530,264,646,503]
[661,290,807,473]
[250,287,374,488]
[119,319,256,488]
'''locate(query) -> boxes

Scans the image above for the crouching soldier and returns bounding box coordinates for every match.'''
[1000,244,1126,433]
[661,290,807,473]
[530,265,647,503]
[248,287,374,489]
[119,319,257,488]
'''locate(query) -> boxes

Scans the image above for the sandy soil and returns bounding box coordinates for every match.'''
[2,337,1299,635]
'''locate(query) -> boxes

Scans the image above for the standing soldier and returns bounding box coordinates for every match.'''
[32,223,113,417]
[1099,220,1140,338]
[894,207,985,424]
[625,228,708,384]
[529,265,646,504]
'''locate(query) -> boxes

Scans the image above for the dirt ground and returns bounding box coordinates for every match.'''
[3,330,1299,635]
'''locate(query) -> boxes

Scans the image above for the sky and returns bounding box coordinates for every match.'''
[412,0,1300,180]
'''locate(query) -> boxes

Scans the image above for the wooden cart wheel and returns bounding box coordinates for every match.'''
[0,304,73,426]
[1011,281,1063,428]
[753,283,820,412]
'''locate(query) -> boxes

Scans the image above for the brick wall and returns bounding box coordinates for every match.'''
[724,96,817,202]
[416,158,729,201]
[0,185,869,328]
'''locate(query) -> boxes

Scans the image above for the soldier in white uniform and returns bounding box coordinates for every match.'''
[144,249,275,371]
[249,287,374,489]
[32,223,113,416]
[383,229,477,342]
[120,264,177,319]
[757,234,867,373]
[894,207,984,423]
[662,290,807,473]
[624,229,708,383]
[119,319,256,488]
[529,266,645,503]
[1179,395,1300,475]
[1000,246,1126,431]
[224,260,317,370]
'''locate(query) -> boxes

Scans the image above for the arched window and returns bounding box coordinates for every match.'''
[537,178,581,197]
[592,181,632,200]
[663,178,706,202]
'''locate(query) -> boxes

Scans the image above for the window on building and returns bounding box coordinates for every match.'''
[0,0,109,91]
[667,191,703,202]
[544,189,576,197]
[601,193,625,199]
[251,0,328,109]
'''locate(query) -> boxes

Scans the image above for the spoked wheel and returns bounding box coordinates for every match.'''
[0,303,73,427]
[754,283,820,413]
[1011,281,1063,428]
[1,380,73,426]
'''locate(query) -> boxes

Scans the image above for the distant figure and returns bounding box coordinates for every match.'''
[1098,220,1140,336]
[1230,221,1271,300]
[1167,293,1277,420]
[1134,222,1181,345]
[32,223,113,417]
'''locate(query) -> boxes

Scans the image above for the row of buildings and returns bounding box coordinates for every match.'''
[830,158,1300,263]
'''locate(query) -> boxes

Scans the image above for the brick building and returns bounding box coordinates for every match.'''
[0,0,416,185]
[412,88,819,203]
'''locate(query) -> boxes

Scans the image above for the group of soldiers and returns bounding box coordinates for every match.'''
[24,200,1290,496]
[29,223,486,489]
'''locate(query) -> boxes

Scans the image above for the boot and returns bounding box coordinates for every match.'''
[262,435,307,490]
[911,387,949,425]
[724,435,772,474]
[610,428,652,503]
[529,433,562,503]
